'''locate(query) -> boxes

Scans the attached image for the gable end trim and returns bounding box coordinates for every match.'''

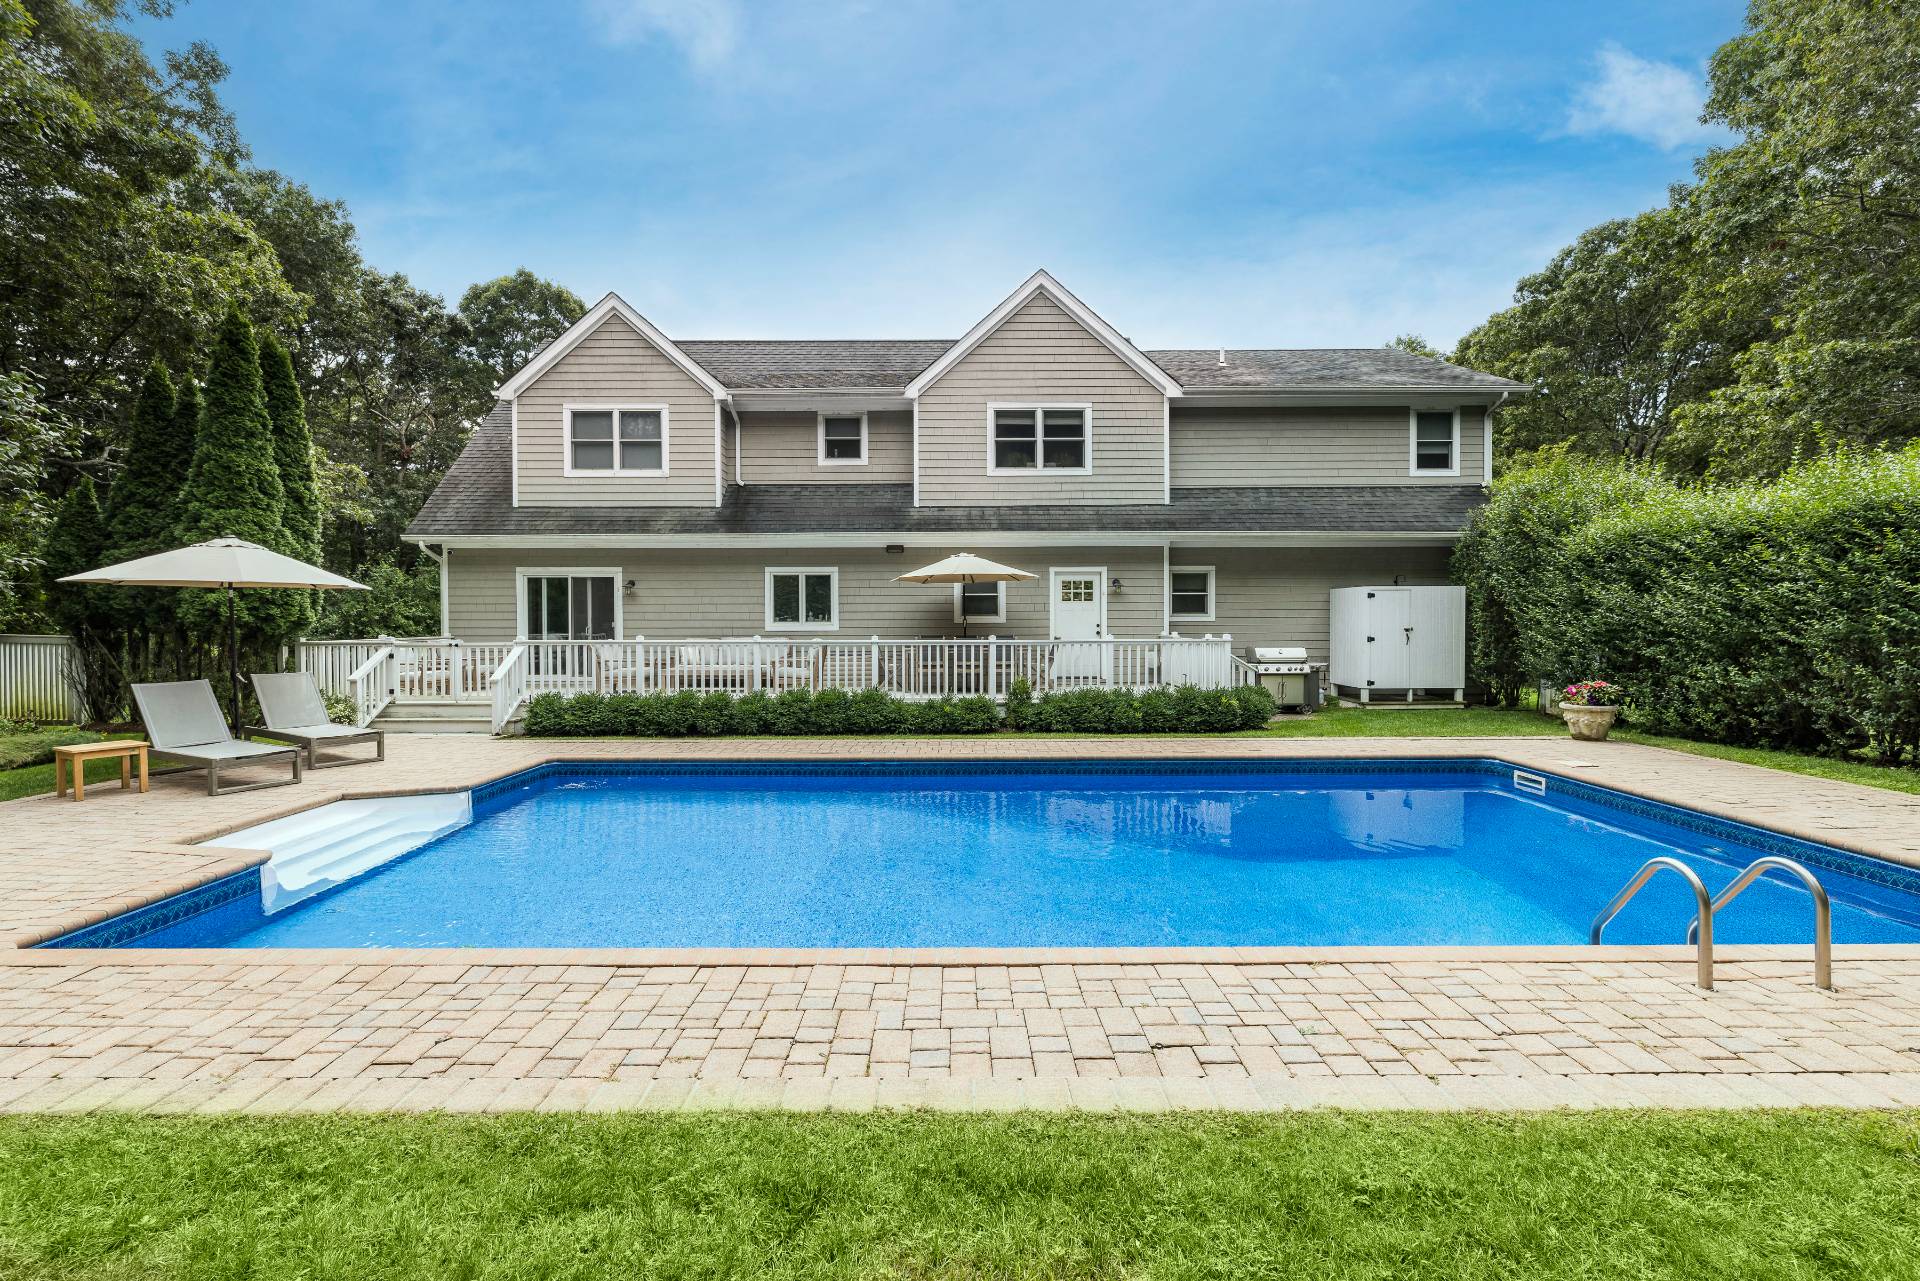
[903,270,1183,399]
[494,293,730,401]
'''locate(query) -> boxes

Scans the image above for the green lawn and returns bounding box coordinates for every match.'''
[0,1112,1915,1280]
[1247,704,1565,737]
[0,726,111,803]
[1614,730,1920,796]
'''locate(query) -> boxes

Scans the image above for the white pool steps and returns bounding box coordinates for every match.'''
[210,793,472,913]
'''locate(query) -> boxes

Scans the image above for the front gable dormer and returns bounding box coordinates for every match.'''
[908,271,1178,507]
[503,293,726,509]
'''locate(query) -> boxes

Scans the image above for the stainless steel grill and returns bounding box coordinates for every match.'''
[1244,645,1323,710]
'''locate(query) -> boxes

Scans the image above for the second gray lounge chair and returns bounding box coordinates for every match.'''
[131,680,302,796]
[248,672,385,770]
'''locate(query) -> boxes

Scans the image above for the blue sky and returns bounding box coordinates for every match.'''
[135,0,1745,348]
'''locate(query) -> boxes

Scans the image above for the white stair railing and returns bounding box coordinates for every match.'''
[344,646,395,727]
[487,643,528,734]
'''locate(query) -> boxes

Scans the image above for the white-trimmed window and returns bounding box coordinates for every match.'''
[1169,566,1215,622]
[989,403,1090,473]
[1409,409,1459,475]
[953,580,1006,623]
[765,567,838,631]
[817,412,867,465]
[566,404,667,475]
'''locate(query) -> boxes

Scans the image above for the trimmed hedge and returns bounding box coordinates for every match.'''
[1004,679,1274,732]
[522,682,1275,738]
[1454,446,1920,764]
[523,688,1000,737]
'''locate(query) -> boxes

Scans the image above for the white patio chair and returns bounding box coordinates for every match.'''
[248,672,385,770]
[131,680,302,796]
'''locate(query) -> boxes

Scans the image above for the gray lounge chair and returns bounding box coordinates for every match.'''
[247,672,385,769]
[131,680,302,796]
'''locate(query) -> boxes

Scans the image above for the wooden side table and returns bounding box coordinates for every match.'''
[54,740,149,801]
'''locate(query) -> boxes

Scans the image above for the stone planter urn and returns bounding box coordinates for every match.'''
[1562,704,1620,742]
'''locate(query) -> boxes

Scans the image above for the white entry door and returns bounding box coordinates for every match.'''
[1049,568,1108,683]
[1366,588,1412,690]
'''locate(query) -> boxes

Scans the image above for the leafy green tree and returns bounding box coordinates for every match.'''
[311,556,440,639]
[1662,0,1920,476]
[40,475,120,717]
[1453,210,1756,463]
[0,0,298,463]
[1385,334,1444,360]
[458,269,587,383]
[0,371,61,628]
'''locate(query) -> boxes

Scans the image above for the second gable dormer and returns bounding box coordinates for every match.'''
[906,272,1180,507]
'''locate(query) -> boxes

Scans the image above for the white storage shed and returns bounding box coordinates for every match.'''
[1328,586,1466,703]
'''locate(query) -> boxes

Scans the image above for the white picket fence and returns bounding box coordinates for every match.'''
[0,634,84,722]
[299,635,1255,733]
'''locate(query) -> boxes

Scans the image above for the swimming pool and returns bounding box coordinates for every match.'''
[53,759,1920,949]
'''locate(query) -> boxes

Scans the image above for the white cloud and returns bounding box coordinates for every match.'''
[584,0,741,72]
[1565,43,1716,150]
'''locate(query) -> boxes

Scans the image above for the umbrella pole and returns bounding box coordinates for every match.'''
[226,585,241,732]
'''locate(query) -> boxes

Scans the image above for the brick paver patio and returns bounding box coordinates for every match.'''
[3,734,1918,1111]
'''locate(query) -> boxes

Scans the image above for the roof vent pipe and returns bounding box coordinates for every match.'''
[1216,348,1226,365]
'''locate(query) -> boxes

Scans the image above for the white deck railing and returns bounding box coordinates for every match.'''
[299,635,1254,733]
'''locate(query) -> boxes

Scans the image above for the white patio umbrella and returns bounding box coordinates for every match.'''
[60,536,368,731]
[894,552,1037,637]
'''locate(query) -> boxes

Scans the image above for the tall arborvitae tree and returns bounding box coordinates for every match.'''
[177,308,285,546]
[166,377,203,536]
[259,334,320,560]
[174,308,287,656]
[101,362,183,659]
[257,332,319,638]
[102,362,178,553]
[42,478,119,719]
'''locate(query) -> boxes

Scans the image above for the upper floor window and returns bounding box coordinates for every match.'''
[989,404,1090,473]
[1169,566,1215,622]
[818,413,867,465]
[567,405,667,475]
[1410,409,1459,476]
[765,567,838,631]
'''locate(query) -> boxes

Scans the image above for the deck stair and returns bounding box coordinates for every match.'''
[371,698,494,735]
[210,793,473,912]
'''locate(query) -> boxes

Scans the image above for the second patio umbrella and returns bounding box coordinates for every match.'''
[60,536,368,731]
[894,552,1037,637]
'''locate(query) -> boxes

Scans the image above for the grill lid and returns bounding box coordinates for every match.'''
[1250,646,1308,662]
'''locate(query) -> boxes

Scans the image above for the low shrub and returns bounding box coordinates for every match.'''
[525,682,1273,738]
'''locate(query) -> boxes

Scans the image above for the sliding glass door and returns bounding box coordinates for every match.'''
[522,574,616,640]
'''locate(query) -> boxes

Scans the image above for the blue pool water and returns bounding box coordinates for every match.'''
[99,760,1920,950]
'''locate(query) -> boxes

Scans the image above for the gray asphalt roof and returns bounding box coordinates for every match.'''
[407,404,1484,539]
[530,337,1524,393]
[1147,348,1525,392]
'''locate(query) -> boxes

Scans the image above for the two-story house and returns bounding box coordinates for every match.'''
[403,270,1521,696]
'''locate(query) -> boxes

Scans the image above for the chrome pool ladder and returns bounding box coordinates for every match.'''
[1590,855,1834,991]
[1686,857,1832,990]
